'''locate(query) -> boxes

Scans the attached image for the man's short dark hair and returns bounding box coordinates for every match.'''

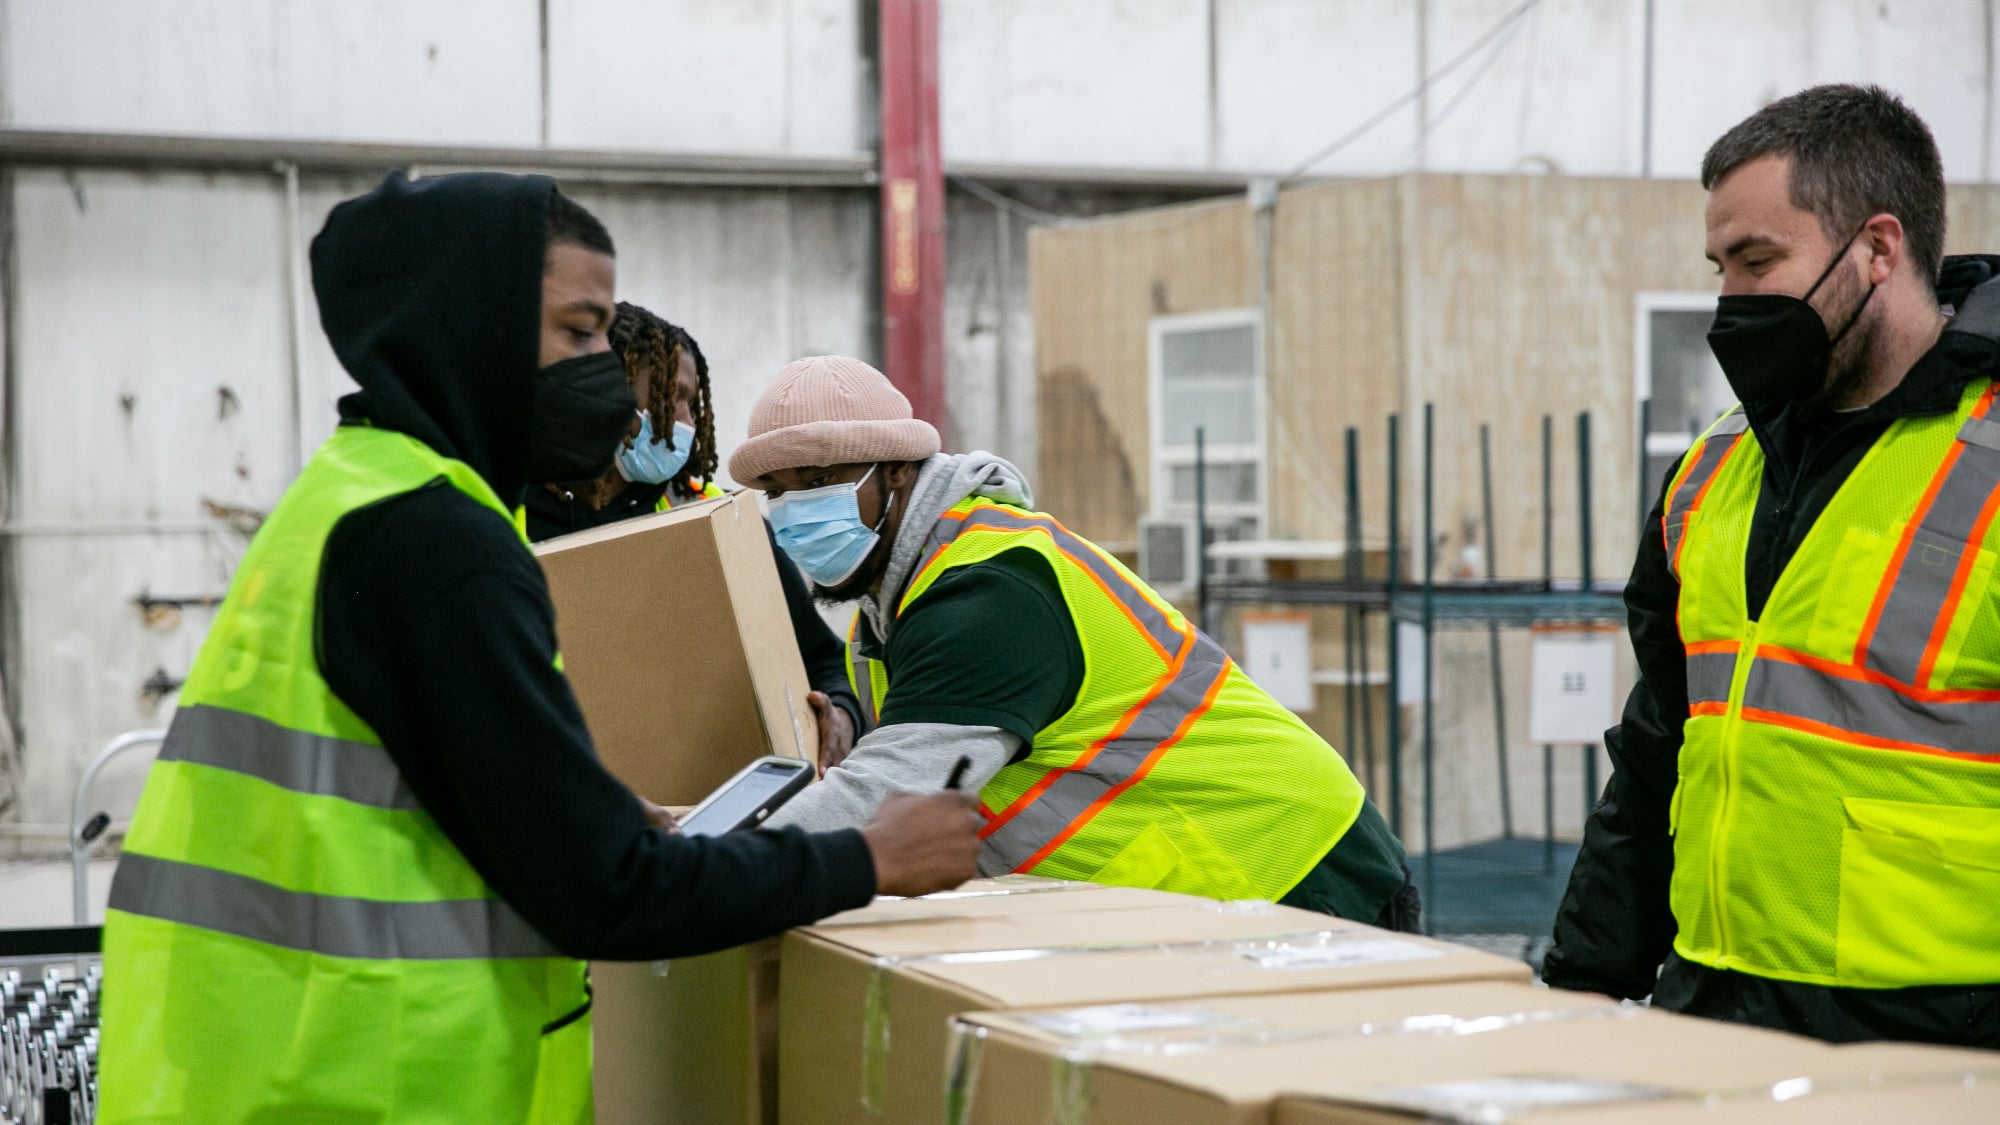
[546,189,614,257]
[1701,83,1945,283]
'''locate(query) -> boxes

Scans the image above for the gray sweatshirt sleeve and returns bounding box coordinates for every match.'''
[765,722,1022,832]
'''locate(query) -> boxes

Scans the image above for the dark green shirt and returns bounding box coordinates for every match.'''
[868,546,1408,921]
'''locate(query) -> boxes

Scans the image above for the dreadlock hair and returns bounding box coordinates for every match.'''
[605,302,716,498]
[667,322,718,490]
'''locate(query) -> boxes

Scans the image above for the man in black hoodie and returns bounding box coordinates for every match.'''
[97,171,980,1124]
[1544,85,2000,1047]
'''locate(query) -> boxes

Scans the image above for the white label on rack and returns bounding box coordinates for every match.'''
[1021,1003,1232,1038]
[1367,1076,1672,1113]
[1240,938,1442,971]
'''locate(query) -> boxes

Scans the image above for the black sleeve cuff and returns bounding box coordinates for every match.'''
[810,828,878,914]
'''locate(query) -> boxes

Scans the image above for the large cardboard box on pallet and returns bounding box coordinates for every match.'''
[949,981,1861,1125]
[535,492,819,1125]
[780,903,1530,1125]
[593,880,1183,1125]
[535,491,818,808]
[1273,1039,2000,1124]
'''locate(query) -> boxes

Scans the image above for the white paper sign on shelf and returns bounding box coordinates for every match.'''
[1241,612,1313,713]
[1396,622,1435,705]
[1529,628,1619,745]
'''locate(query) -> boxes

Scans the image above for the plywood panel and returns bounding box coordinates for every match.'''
[1407,175,1711,587]
[1029,197,1252,544]
[1267,177,1405,543]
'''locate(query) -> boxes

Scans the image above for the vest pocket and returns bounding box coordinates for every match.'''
[1090,820,1257,901]
[1836,797,2000,986]
[1090,823,1185,889]
[528,1003,594,1125]
[1804,524,1889,657]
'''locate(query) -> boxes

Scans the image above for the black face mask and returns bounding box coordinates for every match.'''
[1706,230,1877,405]
[523,351,638,483]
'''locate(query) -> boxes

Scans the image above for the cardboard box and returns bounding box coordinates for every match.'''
[592,879,1180,1125]
[780,904,1530,1125]
[949,982,1850,1125]
[1275,1046,2000,1125]
[536,491,818,808]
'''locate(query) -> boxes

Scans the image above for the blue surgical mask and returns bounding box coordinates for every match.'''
[768,464,894,587]
[614,412,696,484]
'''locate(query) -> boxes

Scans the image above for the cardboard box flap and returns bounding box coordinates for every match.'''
[952,982,1610,1117]
[810,880,1185,929]
[902,918,1529,1012]
[1277,1069,2000,1124]
[945,984,1874,1125]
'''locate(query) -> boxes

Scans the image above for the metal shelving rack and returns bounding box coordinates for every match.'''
[1203,403,1643,936]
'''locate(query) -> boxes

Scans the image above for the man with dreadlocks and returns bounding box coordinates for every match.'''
[521,301,865,764]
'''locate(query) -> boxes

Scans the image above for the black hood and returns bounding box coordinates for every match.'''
[313,170,557,503]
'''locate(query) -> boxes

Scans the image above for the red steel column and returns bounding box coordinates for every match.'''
[878,0,947,431]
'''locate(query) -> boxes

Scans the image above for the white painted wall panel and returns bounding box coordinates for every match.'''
[13,171,295,523]
[1214,0,1419,175]
[549,0,864,154]
[942,0,1212,169]
[1422,0,1642,177]
[1653,0,1990,181]
[4,0,541,144]
[14,533,235,832]
[1650,0,1817,180]
[1803,0,1989,183]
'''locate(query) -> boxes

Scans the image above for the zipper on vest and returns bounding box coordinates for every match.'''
[1711,618,1762,967]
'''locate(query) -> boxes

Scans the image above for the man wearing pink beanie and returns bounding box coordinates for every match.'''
[735,356,1416,924]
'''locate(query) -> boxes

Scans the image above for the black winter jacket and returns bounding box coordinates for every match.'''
[1543,256,2000,1047]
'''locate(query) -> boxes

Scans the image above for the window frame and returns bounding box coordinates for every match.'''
[1147,308,1268,532]
[1633,291,1724,460]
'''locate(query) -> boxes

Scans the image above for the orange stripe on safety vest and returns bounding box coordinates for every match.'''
[1740,706,2000,765]
[1854,440,1964,667]
[979,628,1195,839]
[1014,651,1234,874]
[1756,644,2000,704]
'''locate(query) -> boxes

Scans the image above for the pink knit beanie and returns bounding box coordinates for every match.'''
[729,356,941,486]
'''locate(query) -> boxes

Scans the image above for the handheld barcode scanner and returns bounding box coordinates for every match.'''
[676,756,814,837]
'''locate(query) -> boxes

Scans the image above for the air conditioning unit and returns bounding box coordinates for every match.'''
[1137,516,1200,589]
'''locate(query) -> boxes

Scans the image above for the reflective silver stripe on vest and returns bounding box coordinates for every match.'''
[1662,410,1749,581]
[977,633,1232,876]
[159,703,421,811]
[847,639,880,728]
[1742,656,2000,757]
[1685,650,1738,709]
[108,852,560,961]
[1862,414,2000,684]
[925,508,1184,658]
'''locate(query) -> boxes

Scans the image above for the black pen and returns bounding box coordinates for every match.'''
[944,755,971,790]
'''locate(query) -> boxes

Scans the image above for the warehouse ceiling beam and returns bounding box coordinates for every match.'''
[0,128,879,189]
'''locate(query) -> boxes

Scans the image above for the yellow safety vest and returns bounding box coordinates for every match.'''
[849,498,1367,901]
[1667,379,2000,988]
[100,425,591,1124]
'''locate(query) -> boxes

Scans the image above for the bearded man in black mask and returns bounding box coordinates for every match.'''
[96,172,981,1124]
[1543,84,2000,1047]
